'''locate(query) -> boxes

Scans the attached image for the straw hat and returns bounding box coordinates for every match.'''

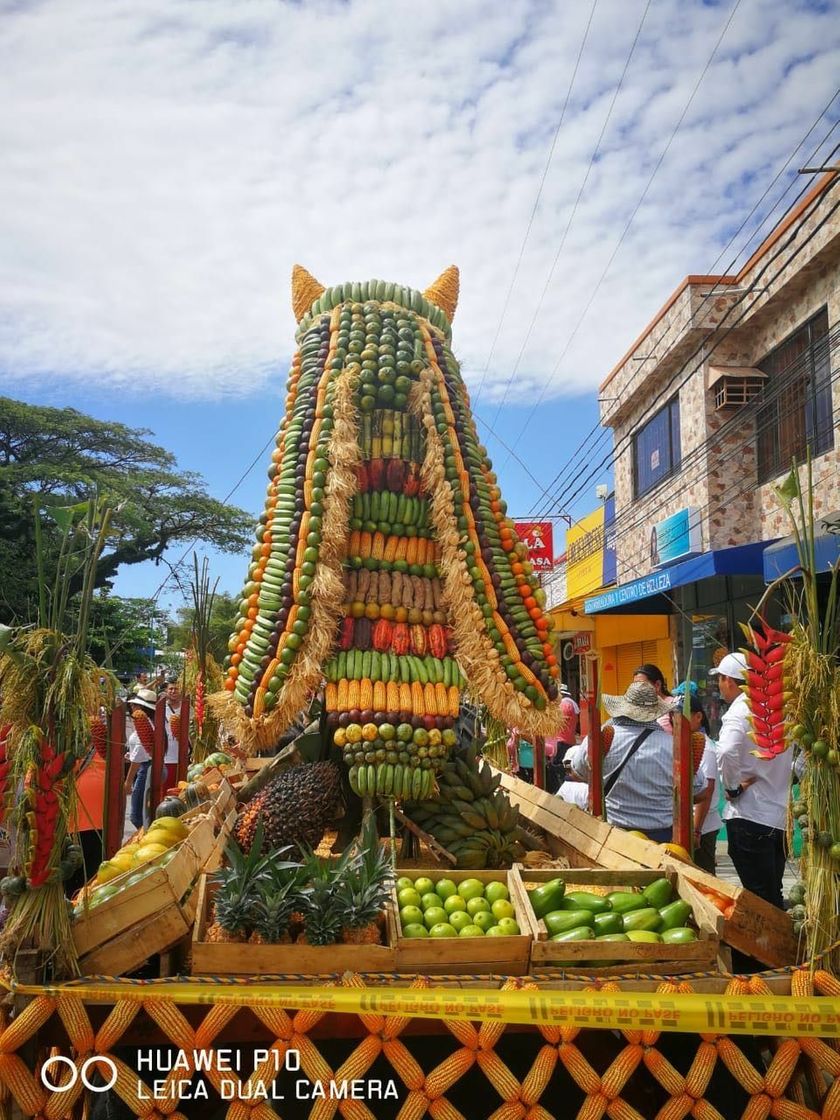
[128,687,157,714]
[602,681,672,723]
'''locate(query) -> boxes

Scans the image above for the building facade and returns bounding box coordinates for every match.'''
[584,171,839,725]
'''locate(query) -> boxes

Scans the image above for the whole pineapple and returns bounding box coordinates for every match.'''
[296,844,354,946]
[235,761,342,854]
[249,860,306,945]
[337,818,394,945]
[205,825,267,943]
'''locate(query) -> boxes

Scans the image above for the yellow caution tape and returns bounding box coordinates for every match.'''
[9,980,840,1038]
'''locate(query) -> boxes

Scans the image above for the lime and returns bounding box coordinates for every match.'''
[443,895,467,915]
[459,924,485,937]
[423,907,448,929]
[396,876,414,893]
[399,905,424,928]
[457,879,485,903]
[485,882,510,905]
[491,899,516,921]
[428,923,457,938]
[397,888,422,910]
[435,878,457,901]
[495,918,521,936]
[466,897,491,916]
[472,911,496,932]
[414,876,434,896]
[448,910,473,932]
[420,893,440,912]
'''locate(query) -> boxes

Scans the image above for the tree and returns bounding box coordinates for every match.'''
[0,396,254,623]
[167,590,239,665]
[86,593,171,677]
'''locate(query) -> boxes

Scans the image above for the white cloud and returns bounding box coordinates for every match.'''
[0,0,837,409]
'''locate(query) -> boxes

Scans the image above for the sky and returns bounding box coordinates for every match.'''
[1,0,839,616]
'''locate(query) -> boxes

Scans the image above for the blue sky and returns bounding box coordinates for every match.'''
[2,0,839,616]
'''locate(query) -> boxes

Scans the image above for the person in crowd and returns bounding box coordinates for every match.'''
[673,680,698,699]
[545,682,580,793]
[153,666,168,695]
[124,687,158,830]
[507,729,535,784]
[68,725,109,895]
[557,744,589,808]
[688,695,722,874]
[567,681,706,842]
[633,663,671,697]
[712,652,789,910]
[163,674,184,790]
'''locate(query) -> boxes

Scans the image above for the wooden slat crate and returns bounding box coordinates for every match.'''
[510,866,719,972]
[190,875,396,975]
[666,859,798,969]
[391,869,531,976]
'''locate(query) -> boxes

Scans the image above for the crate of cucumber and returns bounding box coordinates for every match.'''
[511,867,719,971]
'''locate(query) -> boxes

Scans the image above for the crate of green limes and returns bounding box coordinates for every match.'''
[391,869,532,974]
[510,867,719,972]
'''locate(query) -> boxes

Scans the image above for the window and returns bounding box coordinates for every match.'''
[756,307,833,484]
[633,397,681,498]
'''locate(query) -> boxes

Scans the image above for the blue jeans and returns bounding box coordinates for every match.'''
[130,762,150,830]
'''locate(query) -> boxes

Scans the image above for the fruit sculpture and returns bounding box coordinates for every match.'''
[234,760,341,854]
[221,266,563,801]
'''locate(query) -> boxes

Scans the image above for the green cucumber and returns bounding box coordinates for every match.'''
[658,901,692,932]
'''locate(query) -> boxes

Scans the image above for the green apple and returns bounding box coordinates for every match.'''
[457,879,485,902]
[491,899,515,921]
[423,906,448,929]
[459,924,485,937]
[449,910,473,932]
[485,925,509,936]
[496,917,521,936]
[428,922,457,938]
[443,895,467,915]
[466,897,491,916]
[414,876,435,896]
[420,892,440,912]
[473,911,496,932]
[435,878,457,901]
[484,882,510,905]
[400,905,424,928]
[396,877,415,893]
[397,888,422,910]
[402,923,429,938]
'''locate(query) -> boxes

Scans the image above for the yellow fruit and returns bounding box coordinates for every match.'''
[627,830,648,840]
[143,830,177,850]
[96,860,125,884]
[661,842,692,862]
[109,853,135,872]
[151,816,188,839]
[133,843,169,863]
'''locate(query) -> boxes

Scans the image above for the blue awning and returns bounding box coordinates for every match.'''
[763,511,840,581]
[584,541,770,615]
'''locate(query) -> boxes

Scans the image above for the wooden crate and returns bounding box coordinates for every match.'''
[391,869,532,976]
[510,866,719,971]
[79,906,191,976]
[190,876,396,975]
[666,859,798,969]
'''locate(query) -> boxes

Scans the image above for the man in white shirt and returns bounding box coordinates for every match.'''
[163,675,184,789]
[711,652,789,910]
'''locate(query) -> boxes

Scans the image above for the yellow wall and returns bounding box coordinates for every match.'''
[592,614,673,699]
[566,507,606,600]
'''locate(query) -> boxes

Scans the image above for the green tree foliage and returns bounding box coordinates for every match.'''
[167,590,239,665]
[0,396,253,623]
[86,594,171,676]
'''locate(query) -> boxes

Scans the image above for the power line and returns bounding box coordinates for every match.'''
[488,0,652,427]
[525,102,840,517]
[504,0,746,454]
[471,0,599,410]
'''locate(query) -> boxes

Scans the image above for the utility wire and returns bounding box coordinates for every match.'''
[471,0,599,409]
[488,0,652,427]
[504,0,744,454]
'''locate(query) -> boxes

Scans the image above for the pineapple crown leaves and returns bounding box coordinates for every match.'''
[214,820,269,890]
[334,816,394,931]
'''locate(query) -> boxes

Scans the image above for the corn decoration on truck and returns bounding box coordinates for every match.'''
[220,266,564,800]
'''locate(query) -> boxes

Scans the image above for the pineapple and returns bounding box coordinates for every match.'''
[337,817,394,945]
[296,843,354,946]
[249,860,306,945]
[205,824,268,943]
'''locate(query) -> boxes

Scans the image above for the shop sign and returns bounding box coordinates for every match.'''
[584,569,674,614]
[566,498,616,598]
[572,632,592,654]
[650,507,702,568]
[513,521,554,570]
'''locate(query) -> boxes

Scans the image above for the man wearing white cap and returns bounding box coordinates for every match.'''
[711,652,789,910]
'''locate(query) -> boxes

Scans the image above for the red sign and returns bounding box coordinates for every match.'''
[572,632,592,654]
[513,521,554,570]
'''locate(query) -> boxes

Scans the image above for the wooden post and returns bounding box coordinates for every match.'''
[533,735,545,790]
[177,695,191,783]
[103,703,126,857]
[672,710,694,854]
[587,658,604,819]
[149,694,166,818]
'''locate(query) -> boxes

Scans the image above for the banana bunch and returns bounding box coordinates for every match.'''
[405,746,524,869]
